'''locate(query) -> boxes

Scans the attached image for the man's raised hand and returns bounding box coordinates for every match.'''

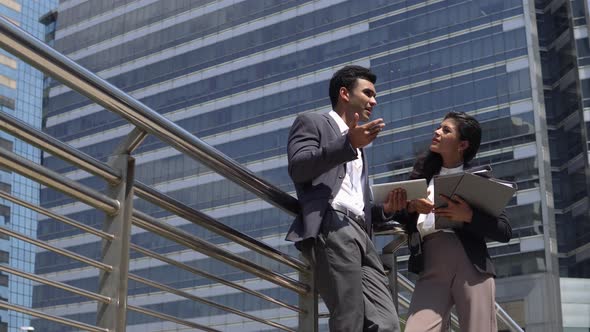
[348,114,385,148]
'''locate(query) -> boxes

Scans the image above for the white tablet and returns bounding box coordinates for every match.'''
[371,178,428,204]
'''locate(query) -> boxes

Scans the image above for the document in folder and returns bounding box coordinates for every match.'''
[371,178,428,204]
[433,172,517,229]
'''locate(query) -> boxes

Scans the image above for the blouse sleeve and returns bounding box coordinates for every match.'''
[392,208,419,230]
[461,207,512,242]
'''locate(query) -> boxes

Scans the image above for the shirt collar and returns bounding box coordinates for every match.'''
[329,110,349,134]
[440,164,464,175]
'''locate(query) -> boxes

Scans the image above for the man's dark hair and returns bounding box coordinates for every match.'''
[329,65,377,108]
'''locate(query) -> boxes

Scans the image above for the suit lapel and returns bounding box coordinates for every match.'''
[360,148,367,184]
[361,148,373,204]
[324,113,349,176]
[323,113,341,137]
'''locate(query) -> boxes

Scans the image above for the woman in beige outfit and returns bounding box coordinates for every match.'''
[390,112,512,332]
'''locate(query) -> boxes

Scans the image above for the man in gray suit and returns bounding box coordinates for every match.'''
[286,65,401,331]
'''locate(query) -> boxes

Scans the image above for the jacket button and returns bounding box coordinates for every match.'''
[338,175,344,179]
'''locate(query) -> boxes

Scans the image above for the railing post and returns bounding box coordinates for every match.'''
[387,253,399,311]
[96,154,134,331]
[298,256,318,332]
[380,231,407,313]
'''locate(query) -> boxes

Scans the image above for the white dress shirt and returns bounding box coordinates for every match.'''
[417,164,464,237]
[328,110,365,217]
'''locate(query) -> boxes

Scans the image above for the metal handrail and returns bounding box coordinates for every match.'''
[0,14,306,331]
[0,147,119,215]
[113,127,148,155]
[127,305,220,332]
[130,244,302,313]
[0,16,299,216]
[0,111,121,184]
[128,273,295,332]
[0,265,111,304]
[0,301,108,332]
[132,210,308,295]
[0,151,292,329]
[134,181,307,272]
[0,109,305,272]
[0,126,306,330]
[0,190,114,241]
[497,302,524,332]
[0,225,112,272]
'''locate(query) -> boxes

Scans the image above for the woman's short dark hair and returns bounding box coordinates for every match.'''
[329,65,377,109]
[410,111,482,180]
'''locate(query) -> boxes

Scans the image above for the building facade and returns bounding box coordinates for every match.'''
[0,0,58,331]
[33,0,589,331]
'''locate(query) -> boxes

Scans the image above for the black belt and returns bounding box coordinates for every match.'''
[331,205,367,231]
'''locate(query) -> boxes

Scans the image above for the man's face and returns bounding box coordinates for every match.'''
[343,79,377,122]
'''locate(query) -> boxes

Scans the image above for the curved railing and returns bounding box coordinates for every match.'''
[0,16,523,332]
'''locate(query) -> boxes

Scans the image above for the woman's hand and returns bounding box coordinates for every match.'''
[407,195,434,214]
[383,188,407,214]
[434,194,473,223]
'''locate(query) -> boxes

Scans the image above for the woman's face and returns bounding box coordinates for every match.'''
[430,118,468,160]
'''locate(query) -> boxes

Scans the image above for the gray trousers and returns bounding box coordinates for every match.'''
[304,210,400,332]
[405,231,497,332]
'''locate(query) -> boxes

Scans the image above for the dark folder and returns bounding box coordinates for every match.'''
[433,172,517,229]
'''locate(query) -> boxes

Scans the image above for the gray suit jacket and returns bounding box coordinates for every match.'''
[285,112,391,243]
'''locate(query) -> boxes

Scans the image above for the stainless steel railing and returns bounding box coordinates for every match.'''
[0,115,305,331]
[0,14,311,332]
[0,15,524,332]
[0,111,306,272]
[0,15,299,216]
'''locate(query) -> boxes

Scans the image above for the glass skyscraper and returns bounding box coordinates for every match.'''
[0,0,58,331]
[32,0,589,331]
